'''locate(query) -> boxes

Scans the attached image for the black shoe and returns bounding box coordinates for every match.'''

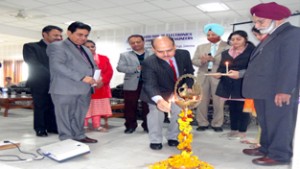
[150,143,163,150]
[196,126,208,131]
[47,129,58,134]
[74,137,98,143]
[36,130,48,137]
[212,127,223,132]
[143,128,149,133]
[168,140,179,147]
[124,128,135,134]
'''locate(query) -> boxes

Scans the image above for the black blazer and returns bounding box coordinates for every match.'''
[243,22,300,99]
[216,43,255,99]
[23,40,50,93]
[140,49,194,104]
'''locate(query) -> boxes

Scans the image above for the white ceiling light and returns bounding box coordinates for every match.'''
[197,2,229,12]
[64,21,75,25]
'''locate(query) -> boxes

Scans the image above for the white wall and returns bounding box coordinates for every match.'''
[90,22,233,88]
[0,44,24,61]
[0,21,235,88]
[293,101,300,169]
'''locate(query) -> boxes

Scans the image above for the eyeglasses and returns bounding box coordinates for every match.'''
[253,18,268,25]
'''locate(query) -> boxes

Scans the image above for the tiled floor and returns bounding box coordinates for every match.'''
[0,109,291,169]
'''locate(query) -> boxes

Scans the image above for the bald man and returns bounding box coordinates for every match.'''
[140,36,194,150]
[242,2,300,166]
[192,23,229,132]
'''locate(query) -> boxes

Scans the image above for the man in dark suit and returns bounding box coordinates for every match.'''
[23,25,63,137]
[47,21,101,143]
[242,2,300,166]
[140,36,194,150]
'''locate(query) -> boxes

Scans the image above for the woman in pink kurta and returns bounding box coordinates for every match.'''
[84,40,113,131]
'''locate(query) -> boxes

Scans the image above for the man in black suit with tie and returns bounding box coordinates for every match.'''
[140,36,194,150]
[23,25,63,137]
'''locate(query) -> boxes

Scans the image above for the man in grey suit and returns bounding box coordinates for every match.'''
[140,36,194,150]
[192,23,229,132]
[117,34,153,134]
[242,2,300,166]
[47,21,100,143]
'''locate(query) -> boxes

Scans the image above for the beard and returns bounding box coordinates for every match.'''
[207,37,221,43]
[258,20,275,34]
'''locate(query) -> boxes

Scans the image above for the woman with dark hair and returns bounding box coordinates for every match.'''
[214,30,255,140]
[84,40,113,132]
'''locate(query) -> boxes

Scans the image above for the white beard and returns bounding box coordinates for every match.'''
[259,20,275,34]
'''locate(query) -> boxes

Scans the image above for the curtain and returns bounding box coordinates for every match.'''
[3,60,24,85]
[3,60,14,83]
[14,60,23,83]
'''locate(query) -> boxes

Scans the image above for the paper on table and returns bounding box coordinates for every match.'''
[92,69,101,87]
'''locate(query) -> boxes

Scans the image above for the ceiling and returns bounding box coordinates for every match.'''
[0,0,299,45]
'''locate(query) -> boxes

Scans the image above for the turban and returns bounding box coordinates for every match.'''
[203,23,224,36]
[250,2,291,20]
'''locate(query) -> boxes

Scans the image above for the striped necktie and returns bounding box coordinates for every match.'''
[208,43,217,70]
[169,59,177,81]
[77,45,89,64]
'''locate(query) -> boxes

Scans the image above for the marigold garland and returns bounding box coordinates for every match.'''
[149,108,214,169]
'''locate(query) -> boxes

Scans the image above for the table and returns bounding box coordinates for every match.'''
[103,98,125,129]
[0,95,33,117]
[104,103,125,129]
[0,96,124,128]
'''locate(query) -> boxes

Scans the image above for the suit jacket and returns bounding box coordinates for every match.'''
[47,39,98,95]
[116,49,153,91]
[23,40,51,93]
[140,49,195,104]
[192,41,229,85]
[243,22,300,99]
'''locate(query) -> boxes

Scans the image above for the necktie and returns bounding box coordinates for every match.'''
[77,45,89,64]
[208,43,217,70]
[210,43,217,56]
[169,59,177,81]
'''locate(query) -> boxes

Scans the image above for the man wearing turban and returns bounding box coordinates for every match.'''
[192,23,229,132]
[242,2,300,166]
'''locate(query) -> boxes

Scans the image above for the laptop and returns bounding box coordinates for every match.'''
[38,139,90,162]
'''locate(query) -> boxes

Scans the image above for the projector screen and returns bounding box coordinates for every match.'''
[233,14,300,45]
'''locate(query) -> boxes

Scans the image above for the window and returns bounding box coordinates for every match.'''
[3,60,27,85]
